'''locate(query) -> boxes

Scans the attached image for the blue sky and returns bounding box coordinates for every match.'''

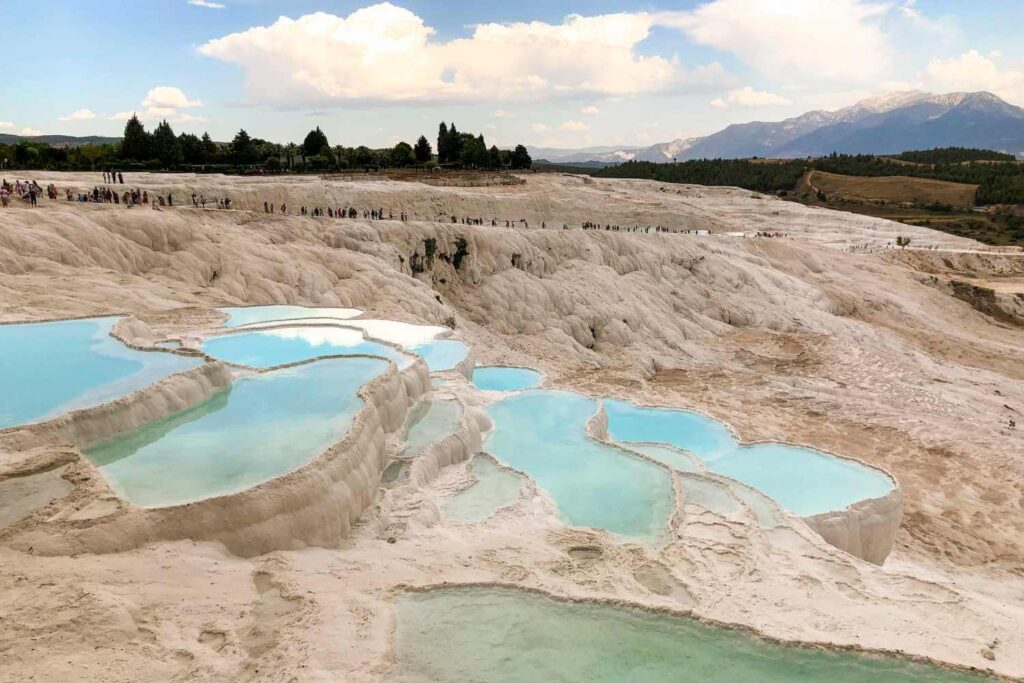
[3,0,1023,149]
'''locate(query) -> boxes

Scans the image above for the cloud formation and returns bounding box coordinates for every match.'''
[112,87,206,124]
[59,109,98,121]
[710,86,792,108]
[21,127,44,136]
[926,50,1024,104]
[188,0,226,8]
[660,0,892,84]
[580,105,600,115]
[199,3,729,106]
[559,120,590,131]
[0,121,14,131]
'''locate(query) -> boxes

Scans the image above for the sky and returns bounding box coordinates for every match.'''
[3,0,1024,150]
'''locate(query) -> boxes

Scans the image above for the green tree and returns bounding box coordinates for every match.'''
[391,141,415,167]
[302,126,330,158]
[121,114,150,161]
[447,123,462,163]
[414,135,432,164]
[461,134,488,168]
[152,120,182,167]
[178,133,202,165]
[200,132,219,163]
[488,145,502,169]
[510,144,532,170]
[437,122,449,163]
[353,145,376,168]
[230,129,257,165]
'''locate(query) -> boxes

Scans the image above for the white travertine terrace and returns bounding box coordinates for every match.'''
[1,171,1021,680]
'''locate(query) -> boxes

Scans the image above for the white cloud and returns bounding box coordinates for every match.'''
[21,127,44,136]
[188,0,226,8]
[659,0,892,84]
[580,105,600,115]
[59,108,98,121]
[491,109,512,118]
[709,86,792,109]
[559,120,590,131]
[141,86,203,110]
[925,50,1024,104]
[0,121,15,130]
[110,86,206,124]
[530,123,549,132]
[198,3,730,106]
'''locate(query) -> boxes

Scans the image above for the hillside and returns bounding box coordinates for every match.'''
[0,133,121,147]
[801,170,978,209]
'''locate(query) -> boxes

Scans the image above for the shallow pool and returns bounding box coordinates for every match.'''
[472,366,543,392]
[604,399,894,516]
[201,326,411,369]
[394,587,989,683]
[444,456,523,522]
[622,442,702,473]
[85,357,387,507]
[0,317,203,430]
[401,399,463,458]
[485,391,673,540]
[219,305,362,328]
[408,339,469,372]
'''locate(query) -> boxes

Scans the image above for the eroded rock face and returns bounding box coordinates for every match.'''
[804,487,904,565]
[950,280,1024,326]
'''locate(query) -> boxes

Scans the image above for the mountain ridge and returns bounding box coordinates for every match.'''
[533,91,1024,164]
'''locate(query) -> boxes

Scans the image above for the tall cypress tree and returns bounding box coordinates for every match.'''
[152,119,182,168]
[121,114,150,161]
[437,122,449,163]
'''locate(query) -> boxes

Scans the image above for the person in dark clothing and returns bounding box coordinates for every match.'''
[118,172,124,184]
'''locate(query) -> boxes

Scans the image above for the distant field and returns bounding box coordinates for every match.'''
[802,170,978,209]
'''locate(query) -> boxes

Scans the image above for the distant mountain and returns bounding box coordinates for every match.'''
[539,91,1024,163]
[0,134,121,147]
[526,144,642,165]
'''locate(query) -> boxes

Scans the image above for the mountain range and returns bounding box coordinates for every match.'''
[0,134,121,147]
[532,91,1024,164]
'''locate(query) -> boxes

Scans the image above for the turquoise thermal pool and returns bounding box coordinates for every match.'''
[85,358,387,507]
[219,305,361,328]
[444,456,523,522]
[472,366,543,392]
[393,587,990,683]
[201,326,411,369]
[603,399,895,516]
[407,339,468,372]
[0,317,203,430]
[401,399,463,458]
[485,391,673,540]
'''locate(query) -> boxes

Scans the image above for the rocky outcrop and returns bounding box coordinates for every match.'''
[950,280,1024,326]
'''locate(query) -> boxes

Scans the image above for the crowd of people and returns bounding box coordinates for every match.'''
[2,172,727,238]
[1,179,44,207]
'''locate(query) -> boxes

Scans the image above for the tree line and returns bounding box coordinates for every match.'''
[0,116,532,173]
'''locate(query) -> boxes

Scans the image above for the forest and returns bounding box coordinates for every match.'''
[0,117,531,174]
